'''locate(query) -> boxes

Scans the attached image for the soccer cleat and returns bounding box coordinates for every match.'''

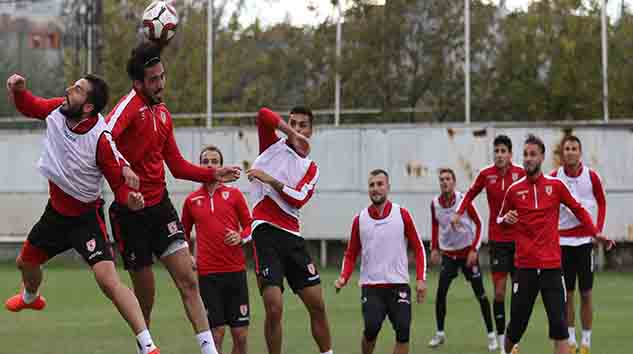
[579,345,589,354]
[568,342,577,354]
[510,344,519,354]
[428,333,446,348]
[5,293,46,312]
[488,333,499,352]
[147,348,160,354]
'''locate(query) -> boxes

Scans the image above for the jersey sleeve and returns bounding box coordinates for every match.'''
[497,187,514,224]
[181,197,194,242]
[235,191,253,243]
[163,125,217,183]
[590,170,607,232]
[430,201,439,251]
[257,108,281,154]
[96,132,132,205]
[401,208,427,281]
[279,162,319,210]
[456,170,486,215]
[465,203,483,250]
[340,215,361,283]
[106,93,136,139]
[558,181,600,236]
[13,90,64,119]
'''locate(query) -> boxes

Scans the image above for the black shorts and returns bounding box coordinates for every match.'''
[109,192,186,271]
[561,244,594,292]
[361,285,412,343]
[252,223,320,293]
[23,201,113,267]
[440,254,482,281]
[507,268,568,343]
[489,241,516,275]
[199,271,250,328]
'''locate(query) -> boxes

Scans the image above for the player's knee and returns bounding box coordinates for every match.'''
[175,273,199,298]
[264,302,283,323]
[15,255,25,270]
[394,320,411,343]
[363,322,381,342]
[306,297,326,317]
[232,328,248,348]
[580,289,592,302]
[494,287,506,301]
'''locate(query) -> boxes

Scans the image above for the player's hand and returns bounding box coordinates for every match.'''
[122,166,140,190]
[215,166,241,183]
[6,74,26,103]
[224,229,242,246]
[466,249,478,268]
[246,168,276,185]
[287,131,311,157]
[127,191,145,211]
[416,280,427,304]
[503,210,518,224]
[596,233,616,251]
[450,213,462,231]
[334,276,347,293]
[430,249,441,266]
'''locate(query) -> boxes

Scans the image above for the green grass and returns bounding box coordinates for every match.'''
[0,264,631,354]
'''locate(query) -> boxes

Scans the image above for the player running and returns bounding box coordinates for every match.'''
[550,135,606,354]
[451,134,525,353]
[106,42,240,354]
[246,107,334,354]
[428,168,497,351]
[182,145,253,354]
[335,169,426,354]
[4,73,161,354]
[498,134,614,354]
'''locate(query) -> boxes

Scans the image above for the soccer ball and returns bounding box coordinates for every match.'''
[142,1,178,44]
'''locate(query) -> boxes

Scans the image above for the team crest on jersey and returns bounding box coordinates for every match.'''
[307,263,316,275]
[167,221,179,235]
[196,199,202,206]
[545,185,553,196]
[222,191,230,200]
[399,291,408,299]
[512,173,519,181]
[240,304,248,316]
[86,238,96,252]
[160,111,167,124]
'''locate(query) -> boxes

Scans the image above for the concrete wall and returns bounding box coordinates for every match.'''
[2,123,633,244]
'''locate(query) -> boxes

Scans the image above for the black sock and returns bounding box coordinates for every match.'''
[493,300,506,335]
[478,296,494,334]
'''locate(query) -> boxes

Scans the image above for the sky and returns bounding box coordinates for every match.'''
[235,0,626,27]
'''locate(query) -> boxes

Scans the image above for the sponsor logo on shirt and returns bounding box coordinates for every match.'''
[487,175,497,184]
[86,238,96,252]
[517,189,528,200]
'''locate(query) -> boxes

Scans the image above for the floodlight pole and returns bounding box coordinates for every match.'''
[207,0,214,129]
[601,0,609,122]
[465,0,471,124]
[335,1,343,126]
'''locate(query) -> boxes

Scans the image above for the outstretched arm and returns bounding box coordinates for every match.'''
[8,74,63,119]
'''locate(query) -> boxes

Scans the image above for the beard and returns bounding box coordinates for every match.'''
[524,162,541,176]
[60,97,85,120]
[143,88,163,105]
[370,194,386,205]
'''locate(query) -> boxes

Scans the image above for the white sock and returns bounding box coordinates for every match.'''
[136,329,157,354]
[22,289,38,304]
[568,327,577,344]
[437,331,446,337]
[488,332,496,339]
[197,331,218,354]
[581,330,591,347]
[498,334,506,354]
[320,351,334,354]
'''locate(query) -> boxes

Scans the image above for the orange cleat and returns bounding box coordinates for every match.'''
[147,348,160,354]
[5,293,46,312]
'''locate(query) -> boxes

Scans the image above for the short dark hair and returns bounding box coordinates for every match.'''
[525,134,545,154]
[199,145,224,166]
[369,169,389,180]
[561,135,582,152]
[494,134,513,152]
[127,41,163,82]
[290,106,314,126]
[83,74,109,115]
[439,168,456,182]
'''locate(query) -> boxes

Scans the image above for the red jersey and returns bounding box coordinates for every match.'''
[340,201,427,285]
[106,89,218,207]
[14,90,132,216]
[498,173,599,269]
[457,163,525,242]
[182,184,253,275]
[252,108,319,234]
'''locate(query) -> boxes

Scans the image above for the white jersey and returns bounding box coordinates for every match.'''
[556,166,599,246]
[433,191,479,251]
[37,108,113,203]
[358,203,409,285]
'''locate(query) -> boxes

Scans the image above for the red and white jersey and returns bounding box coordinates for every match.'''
[340,201,427,287]
[13,90,132,216]
[106,89,218,207]
[182,184,253,275]
[457,163,525,242]
[550,164,606,246]
[250,108,319,236]
[498,173,599,269]
[431,191,482,258]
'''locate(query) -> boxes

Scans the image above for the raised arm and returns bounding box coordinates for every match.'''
[163,126,217,183]
[456,171,487,215]
[8,74,63,119]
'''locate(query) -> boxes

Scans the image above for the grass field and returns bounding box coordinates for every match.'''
[0,263,631,354]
